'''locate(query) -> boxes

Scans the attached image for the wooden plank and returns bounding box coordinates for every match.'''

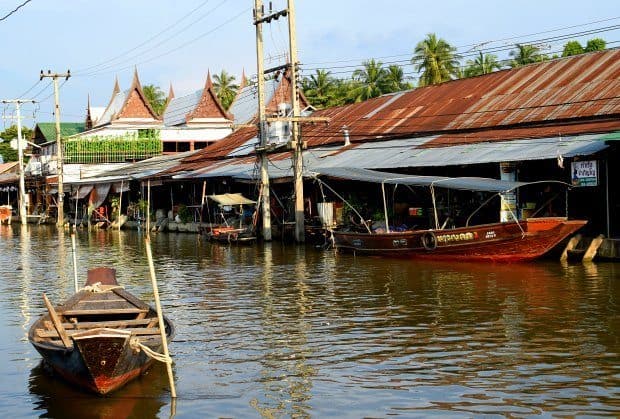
[37,327,161,338]
[62,308,149,316]
[60,318,154,329]
[42,293,72,348]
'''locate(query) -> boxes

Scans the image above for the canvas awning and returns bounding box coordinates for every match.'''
[311,167,532,193]
[207,193,256,206]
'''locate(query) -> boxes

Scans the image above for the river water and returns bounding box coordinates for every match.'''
[0,225,618,418]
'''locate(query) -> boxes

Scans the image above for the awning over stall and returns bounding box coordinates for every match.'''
[207,193,256,206]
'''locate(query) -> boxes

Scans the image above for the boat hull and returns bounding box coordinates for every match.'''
[332,217,587,262]
[32,330,162,394]
[28,269,174,395]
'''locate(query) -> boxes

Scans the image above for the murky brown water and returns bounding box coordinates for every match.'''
[0,225,619,417]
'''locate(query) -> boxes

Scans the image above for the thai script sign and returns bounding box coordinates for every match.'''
[571,160,598,187]
[436,231,478,243]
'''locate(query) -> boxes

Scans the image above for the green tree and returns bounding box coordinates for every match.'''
[464,52,502,77]
[562,40,584,57]
[0,125,31,162]
[585,38,606,52]
[212,70,239,110]
[302,69,336,108]
[349,59,389,102]
[509,44,548,67]
[384,65,413,92]
[412,33,460,86]
[142,84,166,116]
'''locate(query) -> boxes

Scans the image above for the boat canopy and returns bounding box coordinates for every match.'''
[207,193,256,206]
[311,167,529,193]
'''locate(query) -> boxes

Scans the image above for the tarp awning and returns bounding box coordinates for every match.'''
[311,167,529,193]
[207,193,256,206]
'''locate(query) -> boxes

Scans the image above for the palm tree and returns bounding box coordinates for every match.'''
[509,44,547,68]
[349,59,389,102]
[212,70,239,110]
[412,33,460,86]
[302,69,335,108]
[142,84,166,116]
[464,52,502,77]
[384,65,412,92]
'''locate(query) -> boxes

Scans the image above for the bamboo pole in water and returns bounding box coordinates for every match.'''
[144,236,176,398]
[71,233,78,292]
[118,180,124,231]
[147,180,151,233]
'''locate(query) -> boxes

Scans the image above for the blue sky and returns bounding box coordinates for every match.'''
[0,0,618,124]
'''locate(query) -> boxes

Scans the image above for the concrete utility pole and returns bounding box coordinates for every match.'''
[286,0,305,243]
[40,70,70,227]
[1,99,35,225]
[253,0,272,241]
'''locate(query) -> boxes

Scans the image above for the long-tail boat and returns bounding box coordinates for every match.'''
[315,168,587,262]
[28,267,175,395]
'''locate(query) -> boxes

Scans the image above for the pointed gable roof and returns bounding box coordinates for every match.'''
[184,70,231,123]
[227,66,310,126]
[85,94,105,129]
[163,72,232,127]
[95,69,160,127]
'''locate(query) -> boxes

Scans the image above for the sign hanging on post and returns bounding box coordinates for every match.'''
[571,160,598,187]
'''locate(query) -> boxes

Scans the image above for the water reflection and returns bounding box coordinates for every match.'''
[1,226,618,417]
[29,362,169,418]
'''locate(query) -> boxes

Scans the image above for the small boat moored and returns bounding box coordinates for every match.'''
[28,267,175,395]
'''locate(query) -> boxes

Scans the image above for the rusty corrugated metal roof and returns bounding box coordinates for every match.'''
[169,49,620,176]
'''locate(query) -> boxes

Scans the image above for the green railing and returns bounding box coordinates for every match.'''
[63,131,162,163]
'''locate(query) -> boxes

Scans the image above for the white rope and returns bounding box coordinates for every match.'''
[130,337,172,364]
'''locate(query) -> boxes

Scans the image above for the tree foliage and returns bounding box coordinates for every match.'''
[412,33,460,86]
[349,59,390,102]
[212,70,239,111]
[562,40,584,57]
[464,52,502,77]
[302,69,336,108]
[142,84,167,116]
[0,124,33,162]
[585,38,606,52]
[509,44,549,67]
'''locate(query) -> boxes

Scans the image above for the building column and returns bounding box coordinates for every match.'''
[499,162,518,222]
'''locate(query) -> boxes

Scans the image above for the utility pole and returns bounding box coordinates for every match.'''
[253,0,272,241]
[286,0,304,243]
[1,99,35,225]
[40,70,70,227]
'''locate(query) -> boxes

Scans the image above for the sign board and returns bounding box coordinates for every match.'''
[571,160,598,187]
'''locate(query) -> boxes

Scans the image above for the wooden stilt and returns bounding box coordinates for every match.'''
[583,234,604,262]
[560,234,581,262]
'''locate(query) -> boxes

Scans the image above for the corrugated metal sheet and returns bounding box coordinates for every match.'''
[96,90,128,127]
[315,134,608,169]
[227,78,279,125]
[163,89,202,126]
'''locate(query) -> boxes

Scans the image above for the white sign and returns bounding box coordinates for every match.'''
[571,160,598,187]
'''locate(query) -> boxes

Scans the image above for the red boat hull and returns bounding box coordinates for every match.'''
[332,217,587,262]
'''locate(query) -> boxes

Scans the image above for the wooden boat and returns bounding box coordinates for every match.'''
[0,204,11,224]
[28,267,175,395]
[316,167,587,262]
[208,226,257,244]
[332,217,587,262]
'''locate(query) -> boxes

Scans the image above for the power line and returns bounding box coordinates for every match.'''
[0,0,31,22]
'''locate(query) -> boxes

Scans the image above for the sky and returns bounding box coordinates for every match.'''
[0,0,618,125]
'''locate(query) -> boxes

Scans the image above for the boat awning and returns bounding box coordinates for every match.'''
[207,193,256,206]
[311,167,530,193]
[314,133,609,169]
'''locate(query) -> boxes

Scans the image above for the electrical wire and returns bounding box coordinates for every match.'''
[0,0,31,22]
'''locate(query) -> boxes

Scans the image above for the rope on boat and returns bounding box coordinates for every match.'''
[80,282,125,293]
[131,338,172,365]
